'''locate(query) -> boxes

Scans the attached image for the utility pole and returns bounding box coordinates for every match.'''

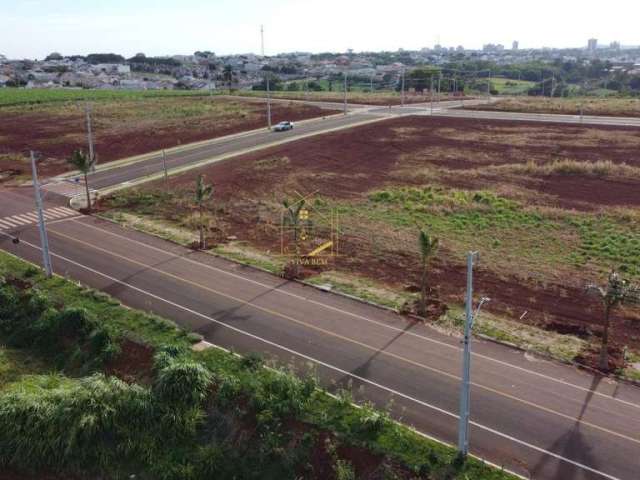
[260,25,265,57]
[551,73,555,98]
[430,75,434,114]
[266,75,272,130]
[85,103,96,172]
[401,68,405,107]
[437,73,441,103]
[30,151,53,278]
[370,74,374,94]
[486,70,491,100]
[343,72,348,115]
[458,251,489,458]
[458,251,476,457]
[162,149,168,182]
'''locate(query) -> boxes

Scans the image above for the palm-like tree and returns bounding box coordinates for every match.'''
[417,229,439,317]
[282,198,306,253]
[68,149,95,212]
[194,174,214,249]
[586,271,639,370]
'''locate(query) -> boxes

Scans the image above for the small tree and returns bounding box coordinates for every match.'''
[586,271,640,371]
[194,174,214,249]
[282,198,307,253]
[68,149,95,212]
[417,229,438,317]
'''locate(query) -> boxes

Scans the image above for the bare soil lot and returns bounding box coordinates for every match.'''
[101,116,640,371]
[0,96,338,182]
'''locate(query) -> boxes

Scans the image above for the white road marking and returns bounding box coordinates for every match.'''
[72,218,640,411]
[0,234,623,480]
[0,220,15,229]
[9,215,31,225]
[0,208,78,229]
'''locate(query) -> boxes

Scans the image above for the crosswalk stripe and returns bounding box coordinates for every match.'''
[9,215,31,225]
[50,207,76,216]
[0,207,77,230]
[0,218,20,227]
[44,209,68,219]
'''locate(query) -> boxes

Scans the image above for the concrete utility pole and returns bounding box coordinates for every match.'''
[162,149,168,182]
[260,25,265,57]
[85,103,96,172]
[458,251,489,458]
[430,75,434,114]
[343,72,348,115]
[487,71,491,100]
[370,74,374,94]
[30,151,53,278]
[401,68,405,107]
[437,73,441,102]
[266,75,272,130]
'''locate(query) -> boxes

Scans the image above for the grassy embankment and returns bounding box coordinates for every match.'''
[0,251,517,480]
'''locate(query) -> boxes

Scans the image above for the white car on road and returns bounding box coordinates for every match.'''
[274,121,294,131]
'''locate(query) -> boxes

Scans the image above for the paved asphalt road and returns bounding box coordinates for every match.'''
[73,111,387,191]
[1,189,639,480]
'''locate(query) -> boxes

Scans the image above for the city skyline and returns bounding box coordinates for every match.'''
[1,0,638,59]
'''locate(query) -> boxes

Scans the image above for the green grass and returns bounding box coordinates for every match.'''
[0,347,52,389]
[0,87,215,108]
[362,186,640,279]
[491,77,535,95]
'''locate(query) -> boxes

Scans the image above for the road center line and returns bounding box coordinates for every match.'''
[47,225,640,445]
[0,234,622,480]
[71,218,640,411]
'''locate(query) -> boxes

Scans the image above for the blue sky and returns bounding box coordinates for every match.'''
[1,0,639,59]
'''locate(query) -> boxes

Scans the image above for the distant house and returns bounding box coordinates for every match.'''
[0,74,9,86]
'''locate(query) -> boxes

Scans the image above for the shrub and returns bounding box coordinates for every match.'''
[154,360,213,408]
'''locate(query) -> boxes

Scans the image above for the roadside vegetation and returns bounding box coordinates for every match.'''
[0,251,516,480]
[98,115,640,378]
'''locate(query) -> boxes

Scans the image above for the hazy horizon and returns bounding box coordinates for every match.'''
[1,0,639,60]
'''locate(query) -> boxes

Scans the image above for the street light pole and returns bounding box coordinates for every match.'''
[343,72,348,115]
[430,75,434,114]
[266,75,272,130]
[162,149,168,182]
[401,68,405,107]
[30,151,53,278]
[85,103,96,172]
[457,251,489,458]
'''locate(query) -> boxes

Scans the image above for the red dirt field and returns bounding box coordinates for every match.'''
[171,115,640,210]
[0,98,339,182]
[103,115,640,368]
